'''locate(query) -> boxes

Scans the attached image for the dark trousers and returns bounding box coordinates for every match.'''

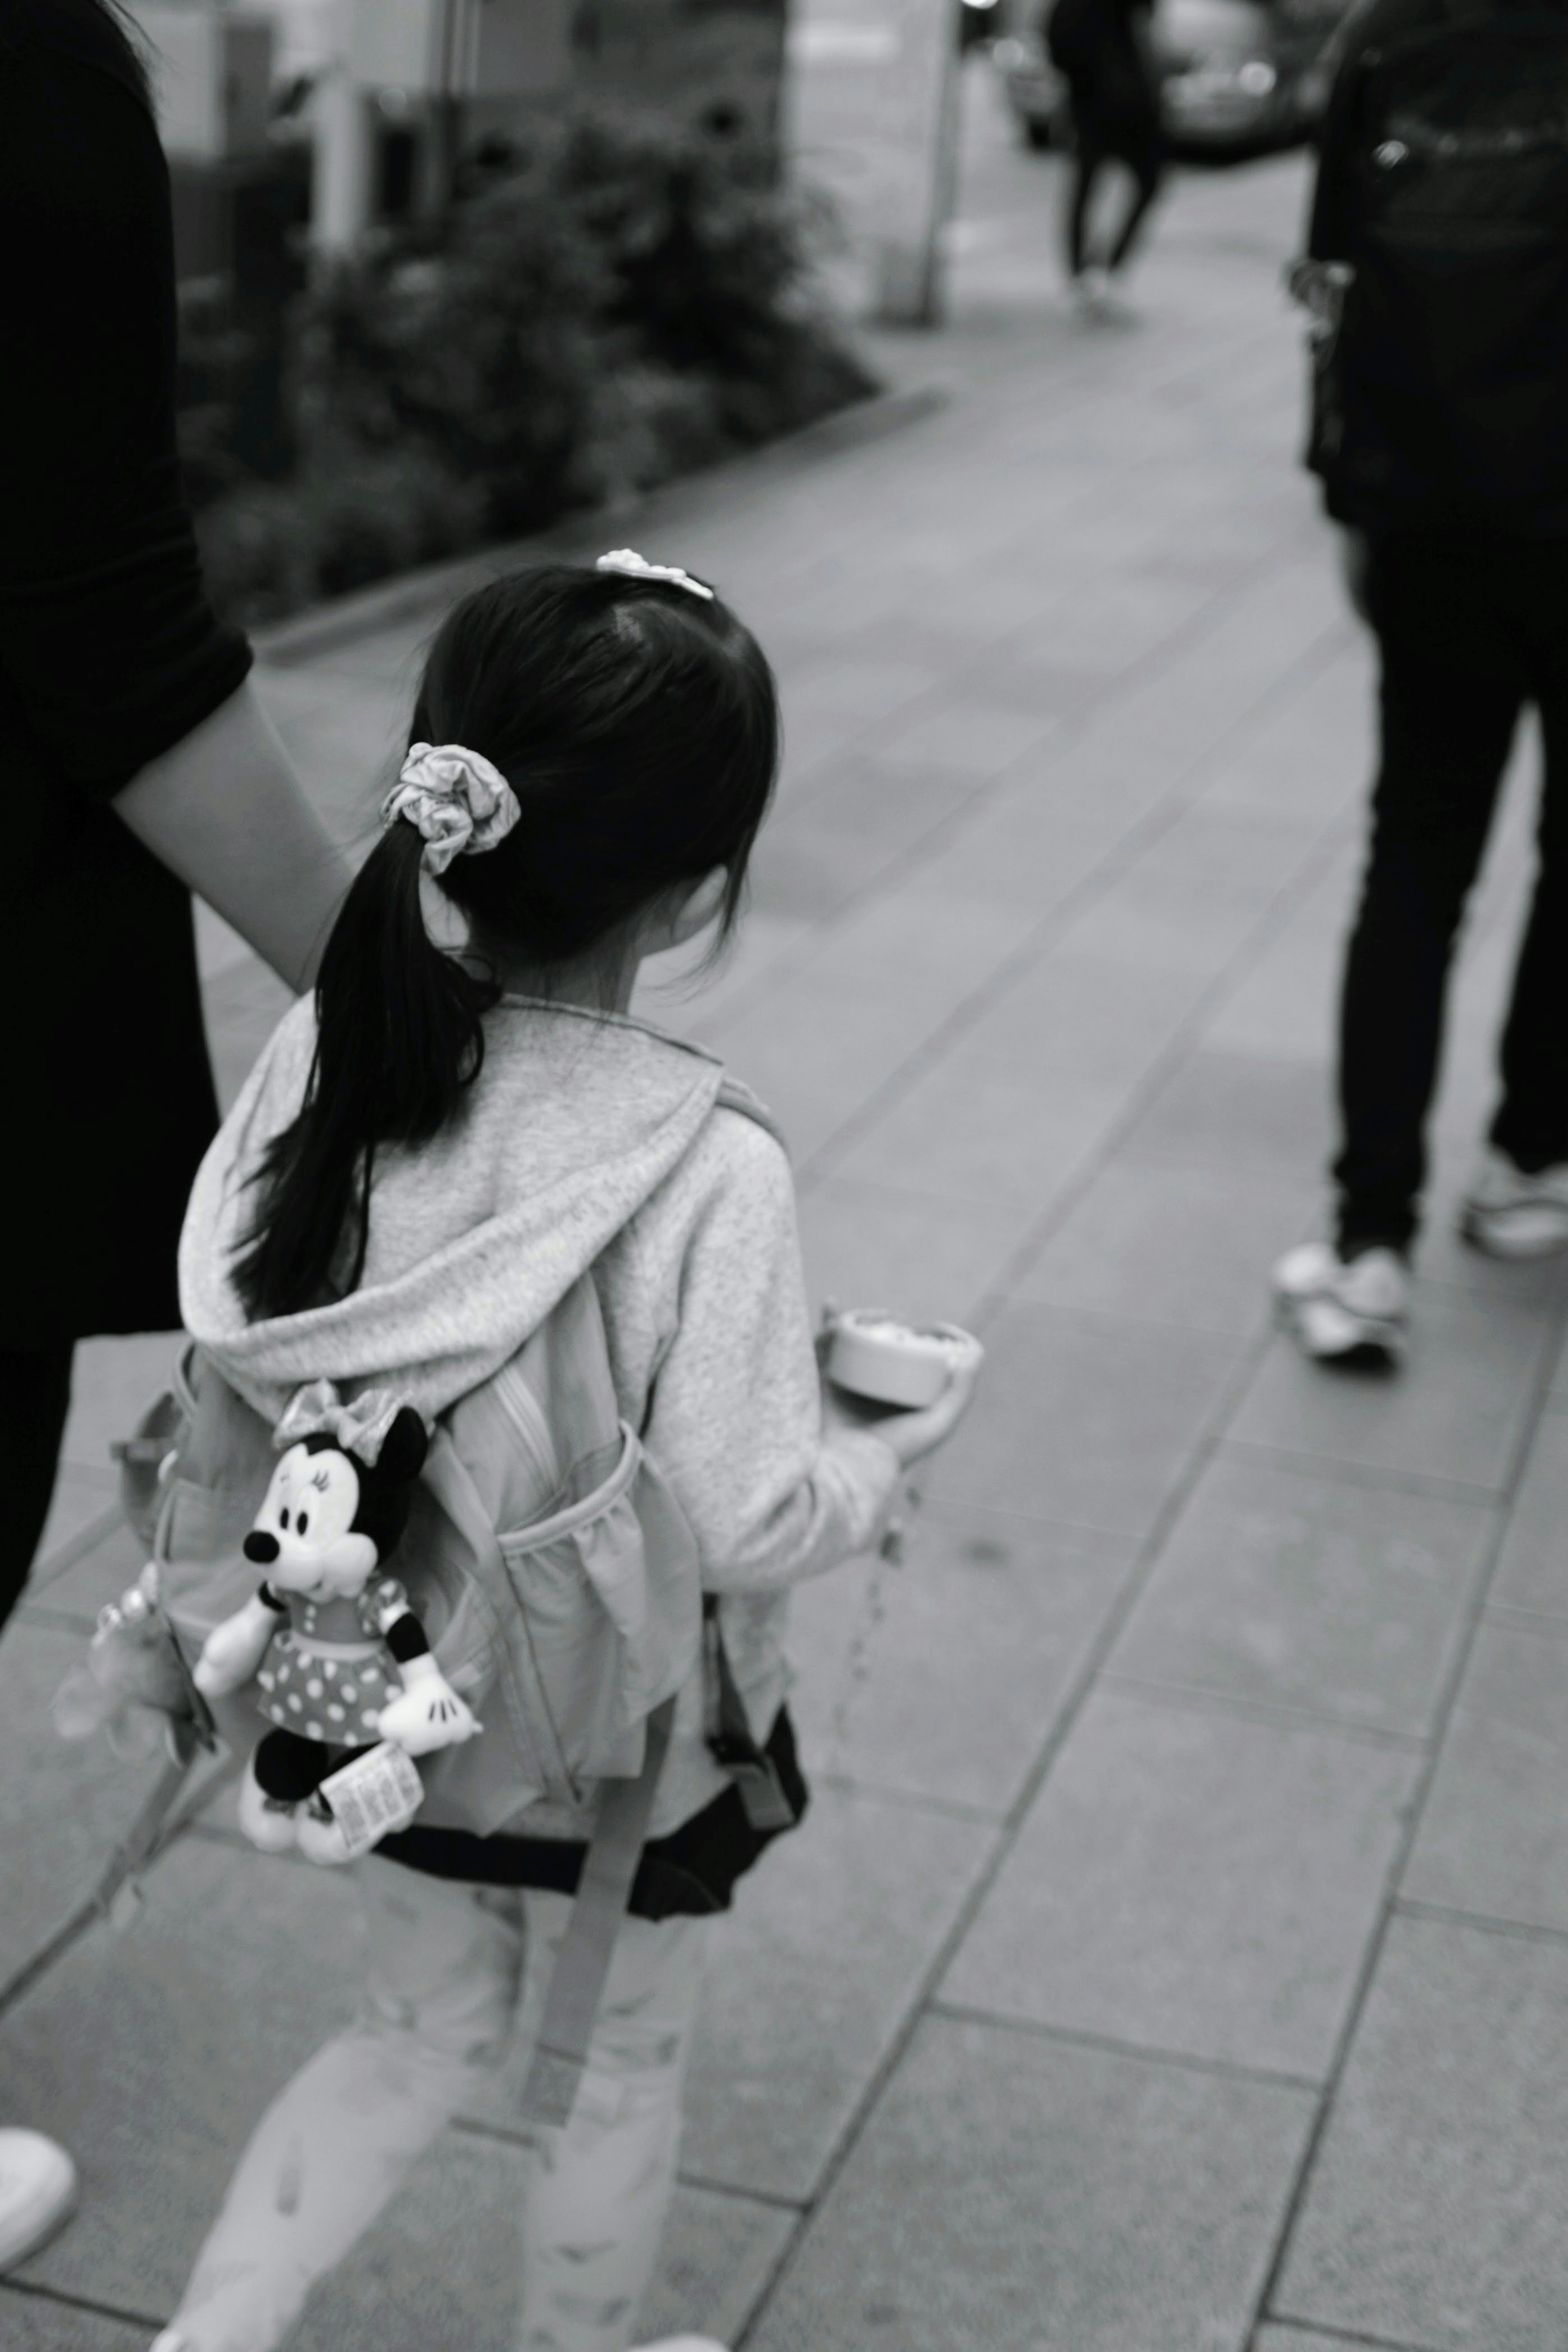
[1334,533,1568,1255]
[0,1345,74,1634]
[1066,96,1164,277]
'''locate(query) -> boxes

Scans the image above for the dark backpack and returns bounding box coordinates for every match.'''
[1310,1,1568,527]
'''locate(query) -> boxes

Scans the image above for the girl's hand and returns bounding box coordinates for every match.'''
[822,1328,984,1469]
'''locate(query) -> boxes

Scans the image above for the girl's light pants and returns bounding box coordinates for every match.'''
[165,1855,708,2352]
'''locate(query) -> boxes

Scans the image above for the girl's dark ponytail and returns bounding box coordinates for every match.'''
[234,558,779,1324]
[233,820,498,1320]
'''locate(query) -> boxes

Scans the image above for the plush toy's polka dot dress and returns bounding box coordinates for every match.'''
[255,1584,401,1745]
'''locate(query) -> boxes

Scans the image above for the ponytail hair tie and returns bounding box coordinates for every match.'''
[380,742,521,876]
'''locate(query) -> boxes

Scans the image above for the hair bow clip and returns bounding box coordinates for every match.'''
[596,548,714,602]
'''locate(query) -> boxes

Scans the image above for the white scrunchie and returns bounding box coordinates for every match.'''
[380,742,521,876]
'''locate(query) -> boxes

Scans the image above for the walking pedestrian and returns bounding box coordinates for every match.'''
[1274,0,1568,1365]
[149,554,981,2352]
[1047,0,1167,309]
[0,0,349,2266]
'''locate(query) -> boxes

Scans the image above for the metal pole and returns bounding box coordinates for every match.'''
[313,2,372,253]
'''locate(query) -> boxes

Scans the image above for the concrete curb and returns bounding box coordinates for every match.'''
[253,383,948,668]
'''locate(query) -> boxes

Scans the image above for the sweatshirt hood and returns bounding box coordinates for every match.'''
[179,993,728,1430]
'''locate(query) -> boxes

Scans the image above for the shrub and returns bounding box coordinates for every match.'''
[195,106,875,621]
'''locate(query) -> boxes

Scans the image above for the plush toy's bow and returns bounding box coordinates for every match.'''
[273,1381,411,1465]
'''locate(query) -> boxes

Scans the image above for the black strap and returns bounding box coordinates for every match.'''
[702,1596,801,1835]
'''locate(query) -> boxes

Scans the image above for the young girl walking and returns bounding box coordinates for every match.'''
[151,551,979,2352]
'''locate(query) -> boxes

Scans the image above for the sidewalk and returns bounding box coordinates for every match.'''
[6,77,1568,2352]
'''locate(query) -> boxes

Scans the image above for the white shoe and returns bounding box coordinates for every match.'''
[149,2334,191,2351]
[632,2340,729,2351]
[1274,1240,1409,1365]
[0,2128,77,2271]
[1461,1148,1568,1260]
[1071,264,1112,315]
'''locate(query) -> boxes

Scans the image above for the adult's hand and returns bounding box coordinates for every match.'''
[114,680,352,994]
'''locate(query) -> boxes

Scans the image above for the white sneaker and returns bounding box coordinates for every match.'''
[0,2128,77,2271]
[632,2339,730,2350]
[1071,264,1112,316]
[1274,1240,1409,1365]
[1461,1148,1568,1260]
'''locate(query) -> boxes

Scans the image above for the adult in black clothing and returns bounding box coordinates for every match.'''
[1047,0,1166,294]
[1274,0,1568,1364]
[0,0,350,1625]
[0,0,347,2269]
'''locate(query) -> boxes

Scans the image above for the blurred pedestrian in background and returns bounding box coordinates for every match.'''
[0,0,349,2268]
[1275,0,1568,1366]
[1047,0,1167,310]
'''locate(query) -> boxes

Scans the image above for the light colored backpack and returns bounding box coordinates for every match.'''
[107,1080,791,2123]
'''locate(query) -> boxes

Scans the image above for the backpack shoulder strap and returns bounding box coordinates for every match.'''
[714,1075,788,1156]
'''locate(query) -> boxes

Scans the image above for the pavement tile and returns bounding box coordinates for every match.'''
[1120,1046,1334,1175]
[454,1786,993,2205]
[958,945,1201,1085]
[0,2295,153,2351]
[57,1334,183,1481]
[787,1512,1136,1815]
[924,1303,1241,1538]
[1110,1451,1495,1738]
[0,1620,185,1993]
[825,1060,1127,1208]
[876,697,1056,779]
[1404,1621,1568,1933]
[679,1784,995,2201]
[1194,643,1372,825]
[23,1508,148,1628]
[704,974,958,1164]
[926,790,1150,911]
[1120,804,1326,915]
[1276,1912,1568,2352]
[1016,1159,1319,1335]
[1230,1285,1554,1494]
[1489,1402,1568,1617]
[1255,2333,1383,2352]
[943,1686,1416,2078]
[797,1174,1037,1325]
[748,810,913,922]
[748,2013,1313,2352]
[2,1837,362,2316]
[1199,922,1339,1066]
[640,2182,798,2348]
[28,1462,120,1584]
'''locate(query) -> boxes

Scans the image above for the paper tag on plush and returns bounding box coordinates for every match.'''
[319,1743,423,1858]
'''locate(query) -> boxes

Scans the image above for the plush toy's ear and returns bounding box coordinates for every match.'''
[376,1407,429,1486]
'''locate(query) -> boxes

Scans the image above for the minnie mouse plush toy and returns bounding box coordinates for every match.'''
[194,1382,478,1866]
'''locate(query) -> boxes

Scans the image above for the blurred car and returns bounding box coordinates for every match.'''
[995,0,1349,156]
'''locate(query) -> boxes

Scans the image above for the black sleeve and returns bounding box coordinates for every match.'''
[0,9,251,800]
[384,1612,432,1666]
[1307,0,1435,260]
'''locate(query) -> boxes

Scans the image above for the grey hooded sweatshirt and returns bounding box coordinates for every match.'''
[179,993,900,1841]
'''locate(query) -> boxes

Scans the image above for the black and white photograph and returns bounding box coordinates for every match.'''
[3,0,1568,2345]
